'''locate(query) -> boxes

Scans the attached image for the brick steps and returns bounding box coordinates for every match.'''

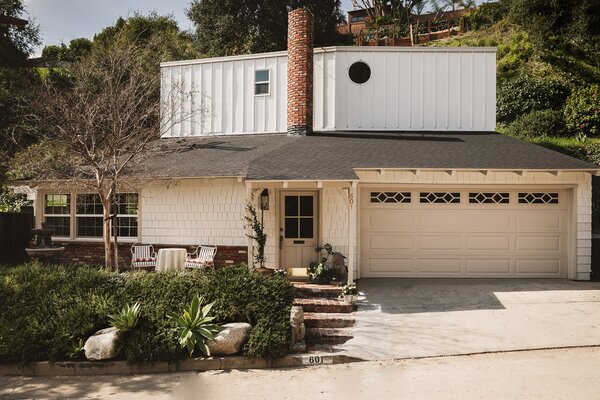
[305,327,353,345]
[292,282,343,299]
[293,298,354,313]
[304,312,355,328]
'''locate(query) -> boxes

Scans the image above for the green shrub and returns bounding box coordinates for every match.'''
[564,85,600,138]
[505,109,568,138]
[0,264,295,364]
[497,75,569,123]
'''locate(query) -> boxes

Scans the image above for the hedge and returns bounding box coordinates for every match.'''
[0,263,295,364]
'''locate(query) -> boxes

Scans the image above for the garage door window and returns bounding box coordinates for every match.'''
[469,192,509,204]
[518,193,559,204]
[420,192,460,204]
[370,192,411,204]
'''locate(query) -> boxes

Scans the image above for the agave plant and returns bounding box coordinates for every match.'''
[167,295,221,357]
[67,338,85,360]
[108,302,141,331]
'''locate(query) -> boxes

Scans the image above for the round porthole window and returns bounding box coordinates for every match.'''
[348,61,371,84]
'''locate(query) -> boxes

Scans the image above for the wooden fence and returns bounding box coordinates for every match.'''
[0,211,33,265]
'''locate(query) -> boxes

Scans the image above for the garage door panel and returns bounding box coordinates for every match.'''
[466,212,512,231]
[466,259,511,274]
[418,212,462,230]
[361,188,569,278]
[418,235,462,251]
[517,213,564,231]
[417,258,461,274]
[364,257,414,273]
[516,259,561,275]
[367,235,413,251]
[363,211,413,231]
[466,236,511,251]
[516,236,561,251]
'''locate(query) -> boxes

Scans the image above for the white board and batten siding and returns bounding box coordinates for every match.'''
[161,46,496,137]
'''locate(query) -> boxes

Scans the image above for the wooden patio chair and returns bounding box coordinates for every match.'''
[130,243,157,270]
[185,245,217,270]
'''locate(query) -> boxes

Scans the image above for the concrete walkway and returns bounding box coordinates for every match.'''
[2,348,600,399]
[337,278,600,360]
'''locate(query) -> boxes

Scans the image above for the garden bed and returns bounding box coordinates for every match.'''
[0,263,295,365]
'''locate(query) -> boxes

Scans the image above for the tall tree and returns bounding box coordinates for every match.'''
[0,0,40,210]
[14,34,199,270]
[187,0,344,57]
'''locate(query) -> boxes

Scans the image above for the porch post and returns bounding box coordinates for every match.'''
[347,181,358,284]
[245,183,254,269]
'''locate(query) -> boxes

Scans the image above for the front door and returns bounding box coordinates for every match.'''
[280,192,318,273]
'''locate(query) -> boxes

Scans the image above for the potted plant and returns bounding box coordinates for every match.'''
[340,283,358,303]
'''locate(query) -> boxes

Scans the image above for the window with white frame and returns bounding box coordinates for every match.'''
[42,192,139,240]
[113,193,138,238]
[44,194,70,237]
[76,194,104,238]
[254,69,270,95]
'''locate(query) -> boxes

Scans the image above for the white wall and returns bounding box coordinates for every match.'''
[334,47,496,131]
[140,178,247,246]
[161,46,497,136]
[161,52,288,137]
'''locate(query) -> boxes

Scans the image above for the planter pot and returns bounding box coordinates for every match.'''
[343,294,356,303]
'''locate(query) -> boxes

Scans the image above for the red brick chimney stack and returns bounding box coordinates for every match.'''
[287,8,314,136]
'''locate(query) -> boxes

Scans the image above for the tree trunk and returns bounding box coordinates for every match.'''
[102,199,114,271]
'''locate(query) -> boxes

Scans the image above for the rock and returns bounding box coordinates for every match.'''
[290,305,306,352]
[84,327,121,361]
[207,322,252,356]
[331,252,348,281]
[290,340,306,353]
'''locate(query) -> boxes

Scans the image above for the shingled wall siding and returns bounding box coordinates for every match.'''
[54,241,248,268]
[140,178,247,247]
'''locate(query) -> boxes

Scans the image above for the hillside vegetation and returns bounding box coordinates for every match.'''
[430,0,600,162]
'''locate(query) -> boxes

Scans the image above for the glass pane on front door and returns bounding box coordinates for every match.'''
[284,195,314,239]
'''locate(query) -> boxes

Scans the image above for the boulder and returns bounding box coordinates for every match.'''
[331,252,348,281]
[207,322,252,356]
[290,305,306,352]
[84,327,121,361]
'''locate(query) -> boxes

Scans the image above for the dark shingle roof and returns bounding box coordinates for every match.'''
[135,131,598,180]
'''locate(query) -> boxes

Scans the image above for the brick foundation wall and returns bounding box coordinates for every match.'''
[54,241,248,269]
[287,7,314,136]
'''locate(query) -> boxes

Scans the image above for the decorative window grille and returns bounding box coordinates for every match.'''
[469,192,510,204]
[518,193,559,204]
[370,192,411,204]
[419,192,460,204]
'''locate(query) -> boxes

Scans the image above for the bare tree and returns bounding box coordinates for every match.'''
[17,34,199,270]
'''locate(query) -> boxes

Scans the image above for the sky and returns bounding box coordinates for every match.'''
[22,0,483,56]
[23,0,355,55]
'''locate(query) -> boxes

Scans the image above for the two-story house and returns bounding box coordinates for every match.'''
[36,8,598,281]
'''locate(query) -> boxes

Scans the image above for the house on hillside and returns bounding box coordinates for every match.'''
[32,8,598,281]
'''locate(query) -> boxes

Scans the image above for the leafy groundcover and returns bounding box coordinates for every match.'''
[0,263,295,364]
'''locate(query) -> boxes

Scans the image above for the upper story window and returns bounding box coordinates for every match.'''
[351,16,365,23]
[254,69,270,96]
[349,61,371,84]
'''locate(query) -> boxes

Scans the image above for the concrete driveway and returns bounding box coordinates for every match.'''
[337,279,600,361]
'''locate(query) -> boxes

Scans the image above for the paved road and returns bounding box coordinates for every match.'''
[2,347,600,399]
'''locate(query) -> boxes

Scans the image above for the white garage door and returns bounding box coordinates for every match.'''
[361,188,571,278]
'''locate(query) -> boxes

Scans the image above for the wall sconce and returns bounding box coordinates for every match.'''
[260,189,269,211]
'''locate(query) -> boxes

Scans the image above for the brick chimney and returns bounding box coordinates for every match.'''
[287,8,314,136]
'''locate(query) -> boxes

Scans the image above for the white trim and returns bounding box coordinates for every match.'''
[160,46,497,68]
